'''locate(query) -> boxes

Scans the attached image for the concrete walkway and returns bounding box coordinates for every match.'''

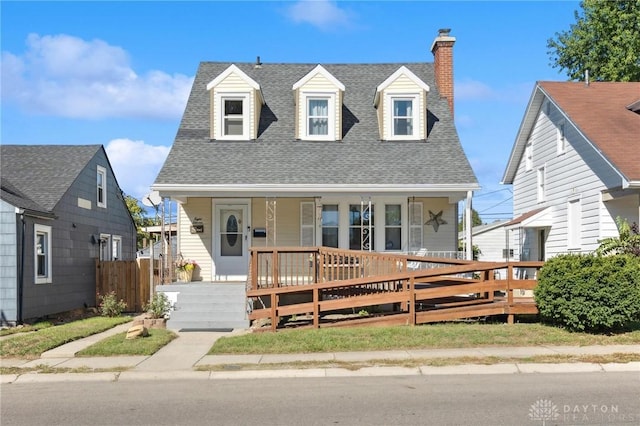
[1,323,639,384]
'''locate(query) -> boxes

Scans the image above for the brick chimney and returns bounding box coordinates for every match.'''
[431,28,456,116]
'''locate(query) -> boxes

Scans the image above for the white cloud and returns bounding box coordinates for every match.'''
[287,0,354,30]
[104,138,170,200]
[1,34,193,119]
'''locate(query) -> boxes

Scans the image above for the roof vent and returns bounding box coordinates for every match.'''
[255,56,262,68]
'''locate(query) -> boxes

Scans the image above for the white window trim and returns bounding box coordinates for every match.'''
[537,166,546,202]
[557,121,566,155]
[97,165,107,208]
[302,92,336,141]
[34,224,52,284]
[385,93,420,140]
[112,235,122,260]
[567,198,581,249]
[215,92,251,140]
[99,233,111,261]
[525,143,533,171]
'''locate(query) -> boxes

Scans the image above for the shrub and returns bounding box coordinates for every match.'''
[535,254,640,332]
[98,291,127,317]
[144,292,171,319]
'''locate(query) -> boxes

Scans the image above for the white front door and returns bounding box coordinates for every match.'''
[214,204,249,280]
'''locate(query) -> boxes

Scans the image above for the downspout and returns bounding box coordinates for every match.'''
[17,213,25,324]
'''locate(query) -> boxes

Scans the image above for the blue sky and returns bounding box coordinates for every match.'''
[1,0,582,222]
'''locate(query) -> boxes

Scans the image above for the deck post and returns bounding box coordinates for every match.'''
[271,293,277,332]
[313,287,319,328]
[409,276,416,325]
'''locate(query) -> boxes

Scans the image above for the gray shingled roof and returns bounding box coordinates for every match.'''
[154,62,478,188]
[0,176,53,217]
[0,145,102,211]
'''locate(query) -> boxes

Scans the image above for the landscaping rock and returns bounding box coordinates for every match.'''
[126,325,149,339]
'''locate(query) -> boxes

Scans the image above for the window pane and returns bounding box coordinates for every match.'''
[394,100,412,116]
[394,118,413,135]
[309,118,328,135]
[225,100,243,115]
[385,205,401,226]
[349,228,374,250]
[309,99,328,116]
[225,118,243,135]
[322,228,339,248]
[385,228,401,250]
[322,205,339,226]
[36,233,46,276]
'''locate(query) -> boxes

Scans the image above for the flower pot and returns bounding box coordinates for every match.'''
[176,269,193,282]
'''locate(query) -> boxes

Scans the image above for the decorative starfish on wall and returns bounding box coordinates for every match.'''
[425,210,447,232]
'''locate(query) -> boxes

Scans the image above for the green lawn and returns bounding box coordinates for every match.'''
[0,321,53,336]
[209,322,640,355]
[0,316,130,359]
[76,329,177,356]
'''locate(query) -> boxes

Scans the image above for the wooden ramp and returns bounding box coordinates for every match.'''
[247,247,541,331]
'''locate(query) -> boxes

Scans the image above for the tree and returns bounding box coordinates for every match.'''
[596,217,640,257]
[547,0,640,82]
[458,208,483,231]
[124,194,155,249]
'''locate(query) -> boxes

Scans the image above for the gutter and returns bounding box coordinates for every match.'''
[17,213,25,325]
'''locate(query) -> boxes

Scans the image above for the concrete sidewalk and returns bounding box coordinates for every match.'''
[2,324,639,384]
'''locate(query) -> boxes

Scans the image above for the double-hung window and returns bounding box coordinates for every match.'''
[97,165,107,208]
[216,93,250,140]
[392,98,414,137]
[34,224,52,284]
[308,98,329,136]
[112,235,122,260]
[557,121,566,155]
[384,205,402,251]
[321,205,339,248]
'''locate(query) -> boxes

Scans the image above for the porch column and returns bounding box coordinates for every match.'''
[465,190,473,260]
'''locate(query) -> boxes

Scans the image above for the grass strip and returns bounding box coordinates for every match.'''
[0,316,130,359]
[0,321,54,336]
[209,322,640,355]
[76,329,177,357]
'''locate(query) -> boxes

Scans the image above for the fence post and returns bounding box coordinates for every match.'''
[409,276,415,326]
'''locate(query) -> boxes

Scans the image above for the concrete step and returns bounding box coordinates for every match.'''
[166,319,249,331]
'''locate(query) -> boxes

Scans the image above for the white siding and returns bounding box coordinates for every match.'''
[511,99,627,258]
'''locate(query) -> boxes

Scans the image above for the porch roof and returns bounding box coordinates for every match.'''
[504,208,551,230]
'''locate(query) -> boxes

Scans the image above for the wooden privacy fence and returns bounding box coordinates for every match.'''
[95,259,157,312]
[248,247,543,331]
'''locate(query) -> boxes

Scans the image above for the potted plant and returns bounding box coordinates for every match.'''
[175,257,198,282]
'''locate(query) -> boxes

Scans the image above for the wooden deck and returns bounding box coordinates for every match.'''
[247,247,542,331]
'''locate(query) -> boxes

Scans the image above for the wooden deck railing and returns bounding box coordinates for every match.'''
[247,247,543,331]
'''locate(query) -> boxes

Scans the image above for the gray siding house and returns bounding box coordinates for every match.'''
[152,30,479,281]
[502,82,640,261]
[0,145,136,325]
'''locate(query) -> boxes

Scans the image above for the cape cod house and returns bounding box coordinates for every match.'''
[0,145,136,325]
[152,29,479,282]
[501,82,640,262]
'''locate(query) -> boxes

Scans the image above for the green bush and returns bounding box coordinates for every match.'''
[535,254,640,332]
[98,291,127,317]
[144,292,171,319]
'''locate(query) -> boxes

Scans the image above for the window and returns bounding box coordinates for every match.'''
[34,224,52,284]
[112,235,122,260]
[349,204,374,250]
[215,93,250,140]
[537,166,545,202]
[525,143,532,171]
[300,202,315,246]
[391,98,417,139]
[384,205,402,250]
[97,165,107,208]
[99,234,111,261]
[308,98,329,136]
[557,121,566,155]
[302,93,336,140]
[408,201,423,251]
[568,199,581,248]
[502,248,514,259]
[321,205,339,248]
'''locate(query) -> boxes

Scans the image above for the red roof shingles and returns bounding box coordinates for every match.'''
[539,81,640,182]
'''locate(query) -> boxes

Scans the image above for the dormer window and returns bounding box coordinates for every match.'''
[392,98,416,137]
[222,96,248,137]
[207,65,264,141]
[374,66,429,141]
[293,65,344,141]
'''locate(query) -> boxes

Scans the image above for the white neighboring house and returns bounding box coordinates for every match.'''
[459,220,512,278]
[501,81,640,262]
